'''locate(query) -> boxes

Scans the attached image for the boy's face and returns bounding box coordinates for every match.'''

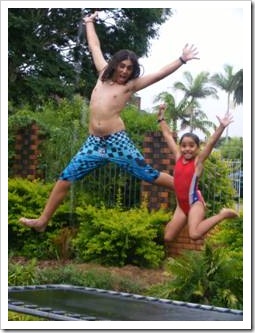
[113,59,134,84]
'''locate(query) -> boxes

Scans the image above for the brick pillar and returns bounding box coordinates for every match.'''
[142,131,205,256]
[13,122,44,180]
[166,226,204,256]
[141,131,175,210]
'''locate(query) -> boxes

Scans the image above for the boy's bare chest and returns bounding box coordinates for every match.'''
[93,81,132,101]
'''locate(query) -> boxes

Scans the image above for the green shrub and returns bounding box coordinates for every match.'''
[8,311,47,321]
[72,204,169,268]
[8,258,38,285]
[201,151,237,215]
[147,242,243,310]
[8,178,170,267]
[210,212,243,253]
[8,178,88,258]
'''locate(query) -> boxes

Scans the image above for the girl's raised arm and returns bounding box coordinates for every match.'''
[158,105,180,161]
[198,112,234,164]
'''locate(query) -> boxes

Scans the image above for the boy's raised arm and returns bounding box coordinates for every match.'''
[133,44,199,92]
[83,12,108,73]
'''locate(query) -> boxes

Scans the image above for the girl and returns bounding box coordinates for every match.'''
[158,105,239,243]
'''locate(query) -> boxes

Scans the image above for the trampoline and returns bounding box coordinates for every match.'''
[8,284,243,321]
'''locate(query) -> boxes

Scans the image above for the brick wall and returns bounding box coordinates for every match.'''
[141,131,205,256]
[141,131,176,210]
[12,123,44,180]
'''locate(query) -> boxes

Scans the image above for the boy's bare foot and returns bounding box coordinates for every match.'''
[220,208,239,219]
[19,218,47,232]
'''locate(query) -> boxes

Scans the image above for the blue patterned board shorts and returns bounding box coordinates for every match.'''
[59,130,160,183]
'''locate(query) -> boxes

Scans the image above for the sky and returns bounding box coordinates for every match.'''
[137,4,249,139]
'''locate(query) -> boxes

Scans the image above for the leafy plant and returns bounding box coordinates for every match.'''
[8,311,46,321]
[200,151,236,215]
[8,177,89,258]
[72,204,169,268]
[8,258,38,285]
[147,241,243,309]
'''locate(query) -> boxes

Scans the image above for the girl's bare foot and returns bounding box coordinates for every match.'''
[220,208,239,219]
[19,218,47,232]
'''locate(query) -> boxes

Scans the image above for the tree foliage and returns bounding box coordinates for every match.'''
[172,71,218,133]
[218,137,243,162]
[8,8,172,107]
[153,91,215,136]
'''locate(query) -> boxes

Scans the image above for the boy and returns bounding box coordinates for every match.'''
[20,11,199,232]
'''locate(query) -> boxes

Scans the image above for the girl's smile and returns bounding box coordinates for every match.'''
[180,137,199,160]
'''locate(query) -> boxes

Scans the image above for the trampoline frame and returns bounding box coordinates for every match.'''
[8,284,243,321]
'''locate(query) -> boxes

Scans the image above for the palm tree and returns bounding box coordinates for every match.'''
[153,91,215,137]
[173,71,218,132]
[210,64,241,139]
[232,69,243,106]
[153,92,184,131]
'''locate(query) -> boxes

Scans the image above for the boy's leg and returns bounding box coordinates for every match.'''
[20,180,71,232]
[20,134,108,232]
[107,131,174,190]
[153,172,174,190]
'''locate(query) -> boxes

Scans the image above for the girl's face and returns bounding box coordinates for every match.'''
[113,59,134,84]
[180,136,200,160]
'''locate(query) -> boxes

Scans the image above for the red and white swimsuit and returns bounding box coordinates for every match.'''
[174,156,204,215]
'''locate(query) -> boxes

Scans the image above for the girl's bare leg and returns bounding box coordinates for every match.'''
[19,180,72,232]
[153,172,174,190]
[164,206,187,243]
[188,203,239,241]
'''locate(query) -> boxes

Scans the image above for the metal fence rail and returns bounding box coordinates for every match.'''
[73,159,243,212]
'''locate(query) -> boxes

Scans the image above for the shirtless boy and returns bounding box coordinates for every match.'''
[20,11,199,232]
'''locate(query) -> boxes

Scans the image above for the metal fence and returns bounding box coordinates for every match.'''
[75,159,243,211]
[224,159,243,210]
[77,163,141,208]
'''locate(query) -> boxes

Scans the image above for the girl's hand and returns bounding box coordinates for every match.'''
[216,111,234,128]
[158,104,166,120]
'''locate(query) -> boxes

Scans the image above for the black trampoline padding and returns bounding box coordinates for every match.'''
[8,284,243,321]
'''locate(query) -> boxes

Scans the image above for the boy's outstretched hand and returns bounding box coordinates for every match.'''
[181,44,199,62]
[83,11,98,24]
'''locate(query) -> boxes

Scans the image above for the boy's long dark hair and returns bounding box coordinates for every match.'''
[101,49,141,82]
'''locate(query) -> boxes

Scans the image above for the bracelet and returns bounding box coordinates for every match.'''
[179,56,186,64]
[85,19,94,24]
[157,118,165,123]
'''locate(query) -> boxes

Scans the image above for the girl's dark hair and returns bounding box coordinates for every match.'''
[101,49,141,82]
[179,133,200,147]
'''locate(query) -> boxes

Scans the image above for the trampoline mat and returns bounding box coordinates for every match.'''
[8,285,243,321]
